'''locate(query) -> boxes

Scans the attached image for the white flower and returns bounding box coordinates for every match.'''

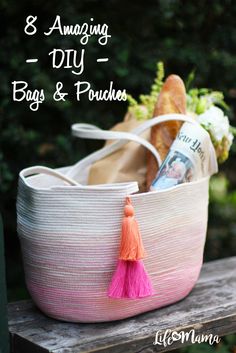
[197,106,233,144]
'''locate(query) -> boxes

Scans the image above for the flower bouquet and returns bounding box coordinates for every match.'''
[128,62,234,165]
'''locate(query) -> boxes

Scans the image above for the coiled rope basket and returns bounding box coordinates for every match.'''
[17,114,217,323]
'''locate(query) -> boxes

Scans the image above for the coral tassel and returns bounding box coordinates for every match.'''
[119,198,145,261]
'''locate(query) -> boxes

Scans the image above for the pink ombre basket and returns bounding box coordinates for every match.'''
[17,114,218,323]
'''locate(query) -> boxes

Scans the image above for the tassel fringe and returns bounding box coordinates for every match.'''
[119,198,145,261]
[108,197,154,299]
[108,260,154,299]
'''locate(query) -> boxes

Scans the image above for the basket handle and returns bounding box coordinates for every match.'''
[19,166,80,186]
[67,114,205,179]
[71,123,162,166]
[19,166,139,194]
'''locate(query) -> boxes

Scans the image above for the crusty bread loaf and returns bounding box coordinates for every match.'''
[146,75,186,189]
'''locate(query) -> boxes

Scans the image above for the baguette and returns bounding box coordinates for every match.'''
[146,74,187,189]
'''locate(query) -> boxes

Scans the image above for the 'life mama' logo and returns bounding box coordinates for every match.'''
[153,329,221,348]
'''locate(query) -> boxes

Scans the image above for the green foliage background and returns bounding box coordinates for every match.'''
[1,0,236,351]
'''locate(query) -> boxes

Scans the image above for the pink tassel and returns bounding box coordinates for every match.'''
[108,260,127,298]
[125,260,154,298]
[108,260,154,299]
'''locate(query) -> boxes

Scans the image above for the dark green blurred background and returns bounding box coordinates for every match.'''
[1,0,236,351]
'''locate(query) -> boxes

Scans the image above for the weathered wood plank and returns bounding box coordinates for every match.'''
[8,257,236,353]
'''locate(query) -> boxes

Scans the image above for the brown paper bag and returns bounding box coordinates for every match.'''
[88,112,150,192]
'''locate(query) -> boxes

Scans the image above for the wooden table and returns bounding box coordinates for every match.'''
[8,257,236,353]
